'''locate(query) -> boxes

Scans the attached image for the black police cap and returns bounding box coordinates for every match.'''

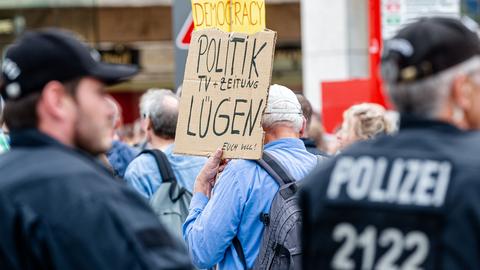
[0,28,138,101]
[381,17,480,83]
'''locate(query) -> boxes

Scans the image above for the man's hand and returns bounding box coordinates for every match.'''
[194,148,228,198]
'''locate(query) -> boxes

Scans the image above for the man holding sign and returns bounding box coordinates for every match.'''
[179,2,320,268]
[182,85,318,269]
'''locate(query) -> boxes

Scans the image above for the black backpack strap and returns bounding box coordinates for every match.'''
[256,151,296,186]
[233,236,248,270]
[231,152,297,270]
[140,149,188,202]
[140,149,176,183]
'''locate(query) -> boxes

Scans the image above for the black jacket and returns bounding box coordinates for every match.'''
[301,137,329,157]
[0,129,192,270]
[301,115,480,270]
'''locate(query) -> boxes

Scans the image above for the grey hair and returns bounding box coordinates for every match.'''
[262,84,304,133]
[139,89,158,118]
[140,88,179,139]
[383,56,480,117]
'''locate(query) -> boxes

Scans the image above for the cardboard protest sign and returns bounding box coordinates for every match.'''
[174,28,277,159]
[191,0,265,34]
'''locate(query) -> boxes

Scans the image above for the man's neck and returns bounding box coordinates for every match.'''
[264,125,300,144]
[38,123,75,147]
[150,135,175,151]
[437,103,468,130]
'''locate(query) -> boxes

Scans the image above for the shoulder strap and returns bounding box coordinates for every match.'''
[140,149,177,183]
[232,152,296,270]
[256,151,296,186]
[233,236,248,270]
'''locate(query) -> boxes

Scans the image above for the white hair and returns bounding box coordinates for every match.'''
[139,88,179,139]
[262,84,303,132]
[139,88,172,118]
[383,56,480,118]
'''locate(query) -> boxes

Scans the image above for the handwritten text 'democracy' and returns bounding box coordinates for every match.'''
[191,0,265,34]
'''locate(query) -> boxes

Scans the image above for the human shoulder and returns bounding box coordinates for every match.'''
[0,146,144,220]
[125,152,158,173]
[214,159,259,189]
[222,158,258,175]
[0,146,108,182]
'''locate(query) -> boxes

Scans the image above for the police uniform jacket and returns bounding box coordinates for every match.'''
[301,114,480,270]
[0,129,192,270]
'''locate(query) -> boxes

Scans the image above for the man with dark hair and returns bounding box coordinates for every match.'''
[0,29,191,269]
[296,94,328,156]
[124,89,206,198]
[301,17,480,269]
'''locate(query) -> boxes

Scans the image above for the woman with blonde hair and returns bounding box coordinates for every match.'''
[336,103,395,151]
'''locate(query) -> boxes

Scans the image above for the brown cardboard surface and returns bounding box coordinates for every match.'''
[174,28,277,159]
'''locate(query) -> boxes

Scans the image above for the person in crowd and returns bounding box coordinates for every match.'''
[301,17,480,269]
[296,94,329,156]
[183,84,319,269]
[335,102,395,151]
[0,96,9,153]
[105,95,139,178]
[310,111,329,153]
[0,28,192,269]
[124,89,206,198]
[132,89,158,150]
[130,118,146,147]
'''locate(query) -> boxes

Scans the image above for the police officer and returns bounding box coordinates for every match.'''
[0,29,192,269]
[301,17,480,269]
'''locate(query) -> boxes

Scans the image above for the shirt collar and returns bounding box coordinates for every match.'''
[264,137,305,150]
[10,129,67,148]
[164,143,175,154]
[399,114,461,133]
[10,128,115,176]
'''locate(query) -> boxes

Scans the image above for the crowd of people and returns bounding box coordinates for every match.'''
[1,16,480,270]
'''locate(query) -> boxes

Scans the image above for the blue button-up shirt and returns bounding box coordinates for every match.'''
[124,144,206,198]
[183,138,318,269]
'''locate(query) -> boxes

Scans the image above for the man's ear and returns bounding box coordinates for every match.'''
[146,117,153,131]
[452,75,473,109]
[299,116,307,137]
[451,75,471,128]
[37,81,70,121]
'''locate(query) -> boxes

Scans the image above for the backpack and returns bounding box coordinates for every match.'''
[233,151,310,270]
[140,149,192,239]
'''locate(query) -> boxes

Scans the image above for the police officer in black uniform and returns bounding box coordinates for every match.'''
[301,17,480,270]
[0,29,192,269]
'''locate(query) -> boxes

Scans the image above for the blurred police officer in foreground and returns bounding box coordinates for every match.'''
[0,29,192,269]
[301,17,480,269]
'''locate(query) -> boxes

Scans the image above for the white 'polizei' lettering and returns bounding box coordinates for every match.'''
[327,156,452,207]
[347,156,375,200]
[369,157,388,202]
[327,156,354,199]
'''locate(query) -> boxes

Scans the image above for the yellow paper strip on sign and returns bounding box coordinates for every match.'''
[174,28,277,159]
[191,0,266,34]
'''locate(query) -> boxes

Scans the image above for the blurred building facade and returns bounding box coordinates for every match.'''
[0,0,477,123]
[0,0,302,123]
